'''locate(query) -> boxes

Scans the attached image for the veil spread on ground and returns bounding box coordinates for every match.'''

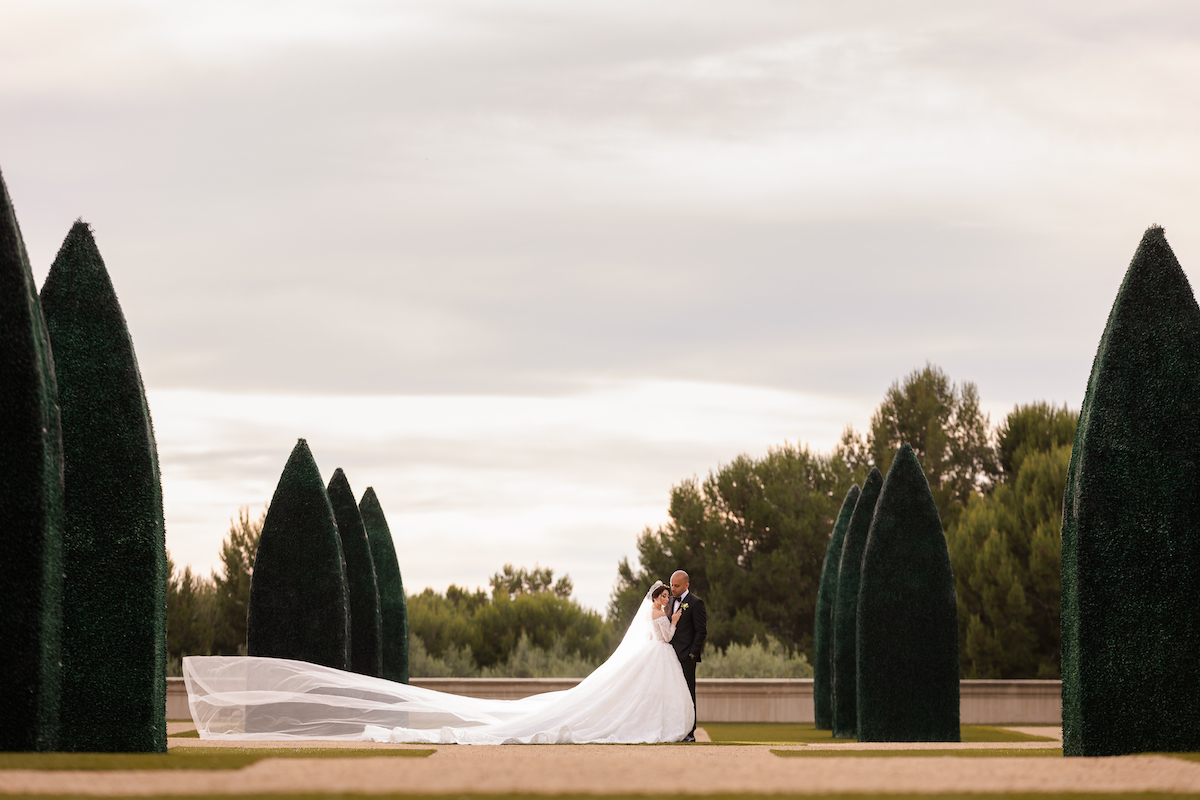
[183,581,693,744]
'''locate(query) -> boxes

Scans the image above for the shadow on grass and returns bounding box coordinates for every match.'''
[0,748,434,771]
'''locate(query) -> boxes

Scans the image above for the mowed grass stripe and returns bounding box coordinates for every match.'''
[0,748,434,771]
[0,793,1193,800]
[772,748,1064,758]
[701,723,1055,744]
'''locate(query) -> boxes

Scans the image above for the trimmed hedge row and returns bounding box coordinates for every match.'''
[813,483,859,730]
[0,171,412,752]
[361,487,410,684]
[328,468,382,677]
[1063,226,1200,756]
[857,444,959,742]
[247,445,411,684]
[248,439,350,670]
[831,468,881,739]
[0,169,65,752]
[41,221,167,753]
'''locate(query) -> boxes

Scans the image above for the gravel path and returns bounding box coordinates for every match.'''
[4,741,1200,795]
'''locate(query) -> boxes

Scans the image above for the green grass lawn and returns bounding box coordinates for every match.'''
[700,723,855,744]
[0,748,434,771]
[772,748,1064,758]
[700,723,1054,744]
[961,725,1056,743]
[0,794,1194,800]
[1164,752,1200,762]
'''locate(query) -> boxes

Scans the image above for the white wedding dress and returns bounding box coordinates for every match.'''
[183,588,694,744]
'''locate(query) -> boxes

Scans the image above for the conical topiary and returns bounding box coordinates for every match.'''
[1062,225,1200,756]
[831,467,882,739]
[360,487,409,683]
[327,469,382,677]
[857,444,959,742]
[0,168,64,752]
[40,221,167,753]
[814,483,860,730]
[248,439,350,669]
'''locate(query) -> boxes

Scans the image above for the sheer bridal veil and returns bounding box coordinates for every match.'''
[183,579,679,743]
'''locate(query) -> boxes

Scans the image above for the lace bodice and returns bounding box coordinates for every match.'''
[651,614,676,643]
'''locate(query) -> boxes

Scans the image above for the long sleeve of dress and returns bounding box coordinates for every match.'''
[652,615,676,642]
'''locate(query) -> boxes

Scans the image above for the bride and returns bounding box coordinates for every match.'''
[183,581,695,744]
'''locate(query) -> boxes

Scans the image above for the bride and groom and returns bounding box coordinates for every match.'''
[655,570,707,742]
[183,570,708,744]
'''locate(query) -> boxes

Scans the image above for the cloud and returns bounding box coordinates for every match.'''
[4,0,1200,601]
[153,380,875,611]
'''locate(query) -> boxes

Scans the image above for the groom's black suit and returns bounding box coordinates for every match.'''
[670,590,707,737]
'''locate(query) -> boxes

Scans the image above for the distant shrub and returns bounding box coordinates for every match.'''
[406,564,614,671]
[408,638,480,678]
[480,634,603,678]
[699,636,813,679]
[409,633,604,679]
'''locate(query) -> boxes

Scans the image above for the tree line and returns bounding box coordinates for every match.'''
[404,564,812,678]
[406,564,614,672]
[608,363,1075,679]
[166,508,262,673]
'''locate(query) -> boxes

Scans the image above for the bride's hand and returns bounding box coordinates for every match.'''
[671,608,682,625]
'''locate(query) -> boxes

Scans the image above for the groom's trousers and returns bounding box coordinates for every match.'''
[680,657,697,735]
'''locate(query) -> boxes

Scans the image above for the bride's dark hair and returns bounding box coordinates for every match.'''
[651,584,670,600]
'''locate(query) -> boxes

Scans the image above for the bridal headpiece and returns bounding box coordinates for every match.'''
[644,580,665,602]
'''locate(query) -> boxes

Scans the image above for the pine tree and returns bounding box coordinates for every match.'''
[1062,226,1200,756]
[813,483,859,730]
[210,507,263,655]
[831,467,882,739]
[0,168,64,752]
[857,444,959,742]
[40,221,167,752]
[248,440,349,669]
[327,469,382,677]
[360,487,409,683]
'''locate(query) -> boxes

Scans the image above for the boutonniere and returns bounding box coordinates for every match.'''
[681,603,689,610]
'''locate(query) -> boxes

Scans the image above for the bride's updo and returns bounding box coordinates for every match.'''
[651,584,670,601]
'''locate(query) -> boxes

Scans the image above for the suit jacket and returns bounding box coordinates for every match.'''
[669,591,707,664]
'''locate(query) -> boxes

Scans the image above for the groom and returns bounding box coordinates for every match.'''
[669,570,707,742]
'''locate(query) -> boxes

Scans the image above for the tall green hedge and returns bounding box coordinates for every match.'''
[857,444,959,742]
[247,440,349,669]
[327,469,382,677]
[831,467,882,739]
[40,222,167,753]
[1062,225,1200,756]
[360,487,409,683]
[813,483,860,730]
[0,168,64,752]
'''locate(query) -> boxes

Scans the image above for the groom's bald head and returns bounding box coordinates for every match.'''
[670,570,689,597]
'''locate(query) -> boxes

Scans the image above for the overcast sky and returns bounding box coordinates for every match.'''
[4,1,1199,611]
